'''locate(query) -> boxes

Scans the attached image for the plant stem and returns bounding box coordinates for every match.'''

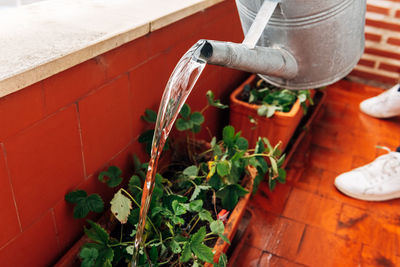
[109,241,135,247]
[243,153,271,158]
[120,188,162,240]
[204,236,218,242]
[120,224,124,243]
[188,217,200,235]
[200,104,210,114]
[187,214,199,228]
[212,190,217,217]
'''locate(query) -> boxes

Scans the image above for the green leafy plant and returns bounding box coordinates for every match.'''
[65,190,104,219]
[65,91,286,267]
[241,79,313,118]
[139,90,228,154]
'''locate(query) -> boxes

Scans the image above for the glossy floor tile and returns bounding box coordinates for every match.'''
[233,80,400,267]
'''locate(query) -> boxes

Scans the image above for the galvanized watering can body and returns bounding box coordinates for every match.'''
[200,0,367,89]
[237,0,367,89]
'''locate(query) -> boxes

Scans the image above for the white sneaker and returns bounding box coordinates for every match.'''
[359,84,400,118]
[334,151,400,201]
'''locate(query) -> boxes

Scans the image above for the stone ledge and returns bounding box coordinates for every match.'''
[0,0,224,98]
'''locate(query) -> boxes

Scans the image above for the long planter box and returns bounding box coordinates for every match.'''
[230,75,306,151]
[55,146,256,267]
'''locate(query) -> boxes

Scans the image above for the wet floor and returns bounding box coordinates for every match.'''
[230,80,400,267]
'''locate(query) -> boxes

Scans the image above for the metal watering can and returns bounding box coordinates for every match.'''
[199,0,367,89]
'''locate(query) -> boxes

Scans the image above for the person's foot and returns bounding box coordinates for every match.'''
[334,150,400,201]
[359,84,400,118]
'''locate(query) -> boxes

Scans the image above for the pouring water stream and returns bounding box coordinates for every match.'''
[131,41,207,266]
[131,2,277,265]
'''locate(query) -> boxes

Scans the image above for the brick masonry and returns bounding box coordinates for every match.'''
[348,0,400,86]
[0,1,247,265]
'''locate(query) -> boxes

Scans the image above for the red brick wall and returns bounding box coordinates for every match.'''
[349,0,400,86]
[0,1,247,265]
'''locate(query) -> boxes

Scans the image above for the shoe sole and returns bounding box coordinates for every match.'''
[336,186,400,201]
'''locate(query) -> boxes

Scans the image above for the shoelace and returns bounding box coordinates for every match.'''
[360,151,400,186]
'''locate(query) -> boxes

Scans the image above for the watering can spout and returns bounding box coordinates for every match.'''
[196,0,366,89]
[198,40,298,80]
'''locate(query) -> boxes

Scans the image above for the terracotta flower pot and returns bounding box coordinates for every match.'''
[230,75,310,151]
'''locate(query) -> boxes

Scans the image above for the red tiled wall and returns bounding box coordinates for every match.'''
[349,0,400,85]
[0,1,247,265]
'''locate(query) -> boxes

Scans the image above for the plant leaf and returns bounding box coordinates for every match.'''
[128,175,142,195]
[277,168,287,183]
[110,189,132,224]
[141,109,157,123]
[94,247,113,267]
[132,154,142,172]
[176,118,191,131]
[126,245,134,255]
[219,234,230,244]
[180,243,191,263]
[98,166,123,188]
[217,184,248,211]
[206,90,228,109]
[190,186,201,201]
[277,154,286,167]
[191,226,207,245]
[235,137,249,151]
[266,105,277,118]
[183,165,198,178]
[216,160,231,177]
[257,105,268,116]
[191,243,214,263]
[222,126,235,146]
[172,200,187,216]
[180,104,191,119]
[138,129,154,143]
[269,177,277,191]
[80,247,98,267]
[84,220,109,245]
[149,246,158,264]
[169,240,182,254]
[190,112,205,125]
[86,194,105,213]
[65,190,87,203]
[270,157,278,176]
[66,191,104,219]
[210,220,224,235]
[215,253,228,267]
[199,210,214,223]
[189,200,203,212]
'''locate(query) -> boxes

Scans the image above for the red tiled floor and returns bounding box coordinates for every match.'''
[232,80,400,266]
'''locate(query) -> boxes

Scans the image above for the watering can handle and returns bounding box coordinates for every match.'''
[242,0,280,49]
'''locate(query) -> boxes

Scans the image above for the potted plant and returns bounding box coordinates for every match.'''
[229,75,314,151]
[57,92,287,267]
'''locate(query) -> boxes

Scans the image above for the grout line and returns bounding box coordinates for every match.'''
[74,102,88,179]
[280,185,294,214]
[1,143,23,233]
[50,208,61,250]
[0,208,54,251]
[335,202,345,233]
[296,226,307,255]
[125,72,135,140]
